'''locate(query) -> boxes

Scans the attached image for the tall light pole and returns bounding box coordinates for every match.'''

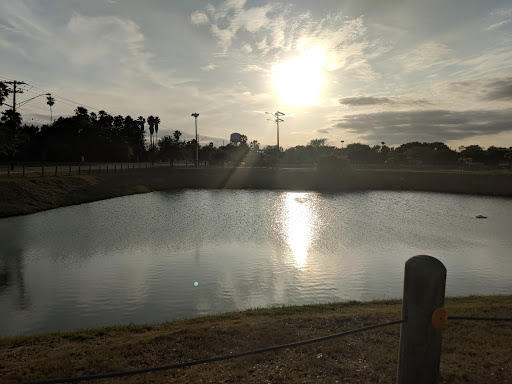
[265,111,285,156]
[191,113,199,167]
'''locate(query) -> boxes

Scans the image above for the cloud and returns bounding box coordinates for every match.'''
[445,77,512,101]
[190,11,209,25]
[482,79,512,100]
[243,64,267,73]
[195,0,272,53]
[190,2,382,80]
[241,43,252,54]
[457,44,512,78]
[339,96,392,106]
[332,109,512,145]
[486,7,512,30]
[339,95,433,107]
[201,63,217,71]
[0,1,51,41]
[397,41,456,73]
[65,14,146,65]
[487,19,512,30]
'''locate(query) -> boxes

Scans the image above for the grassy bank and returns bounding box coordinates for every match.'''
[1,167,511,217]
[1,296,511,383]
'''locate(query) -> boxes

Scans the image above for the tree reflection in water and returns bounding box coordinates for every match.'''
[0,222,30,310]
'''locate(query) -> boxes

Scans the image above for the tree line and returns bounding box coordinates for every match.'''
[1,82,511,169]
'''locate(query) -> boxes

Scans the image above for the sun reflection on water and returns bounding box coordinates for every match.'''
[274,192,321,269]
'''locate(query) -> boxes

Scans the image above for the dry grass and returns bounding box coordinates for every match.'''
[0,296,511,383]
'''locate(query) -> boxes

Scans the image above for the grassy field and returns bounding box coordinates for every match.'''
[1,166,511,218]
[0,296,511,383]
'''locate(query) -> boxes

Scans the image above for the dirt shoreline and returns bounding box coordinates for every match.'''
[1,167,511,217]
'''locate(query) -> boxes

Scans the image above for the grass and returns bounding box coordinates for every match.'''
[0,296,511,383]
[364,168,512,175]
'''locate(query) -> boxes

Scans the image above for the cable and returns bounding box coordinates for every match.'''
[2,77,202,139]
[449,316,512,322]
[27,319,404,384]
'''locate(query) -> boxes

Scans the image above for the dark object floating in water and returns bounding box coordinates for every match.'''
[475,215,487,219]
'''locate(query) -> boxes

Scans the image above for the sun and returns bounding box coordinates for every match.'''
[272,46,326,106]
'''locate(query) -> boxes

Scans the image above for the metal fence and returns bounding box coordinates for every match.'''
[0,161,216,178]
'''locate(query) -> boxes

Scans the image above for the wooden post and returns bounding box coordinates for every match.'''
[106,165,109,174]
[23,165,25,177]
[55,165,57,176]
[120,164,123,172]
[41,165,44,177]
[397,255,446,384]
[88,165,91,174]
[78,165,81,175]
[7,165,10,177]
[98,165,101,174]
[69,166,71,176]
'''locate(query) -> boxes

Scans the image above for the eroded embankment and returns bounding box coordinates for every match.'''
[1,167,511,217]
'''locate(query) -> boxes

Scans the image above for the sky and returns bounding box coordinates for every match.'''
[1,0,511,149]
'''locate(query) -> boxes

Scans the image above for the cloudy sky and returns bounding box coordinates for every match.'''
[1,0,511,149]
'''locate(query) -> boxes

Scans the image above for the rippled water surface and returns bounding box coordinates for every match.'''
[1,190,511,336]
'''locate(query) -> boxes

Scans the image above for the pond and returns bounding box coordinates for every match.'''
[1,190,511,336]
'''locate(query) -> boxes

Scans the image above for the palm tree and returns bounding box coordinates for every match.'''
[46,95,55,124]
[0,81,9,106]
[147,115,155,147]
[137,116,145,132]
[154,116,160,144]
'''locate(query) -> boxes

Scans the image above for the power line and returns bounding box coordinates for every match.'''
[2,76,197,137]
[1,77,107,114]
[449,316,512,322]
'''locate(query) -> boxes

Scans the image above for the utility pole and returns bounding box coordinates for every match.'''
[265,111,285,156]
[4,80,26,170]
[4,80,26,131]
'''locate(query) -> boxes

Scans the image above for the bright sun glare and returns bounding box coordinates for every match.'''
[280,192,320,269]
[272,46,326,106]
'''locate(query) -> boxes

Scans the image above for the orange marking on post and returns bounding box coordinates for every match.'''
[432,307,447,329]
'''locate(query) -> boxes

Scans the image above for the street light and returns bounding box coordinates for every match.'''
[16,93,51,108]
[340,140,345,148]
[191,113,199,167]
[265,111,285,155]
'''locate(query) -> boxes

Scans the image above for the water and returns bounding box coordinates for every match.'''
[1,190,511,336]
